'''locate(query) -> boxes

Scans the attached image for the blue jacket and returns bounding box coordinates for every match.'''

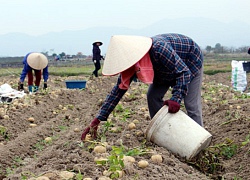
[20,53,49,82]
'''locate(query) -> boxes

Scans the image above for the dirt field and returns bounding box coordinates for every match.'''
[0,72,250,180]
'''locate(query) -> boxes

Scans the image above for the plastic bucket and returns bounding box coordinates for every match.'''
[146,106,212,160]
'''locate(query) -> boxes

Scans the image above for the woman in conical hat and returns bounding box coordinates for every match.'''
[92,40,104,77]
[18,52,49,93]
[81,33,204,140]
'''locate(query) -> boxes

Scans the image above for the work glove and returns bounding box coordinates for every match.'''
[34,86,39,92]
[164,100,180,113]
[81,118,100,141]
[18,82,24,91]
[93,60,97,63]
[43,82,47,90]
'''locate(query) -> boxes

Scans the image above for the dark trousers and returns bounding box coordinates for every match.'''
[147,67,203,126]
[93,60,101,77]
[27,70,41,86]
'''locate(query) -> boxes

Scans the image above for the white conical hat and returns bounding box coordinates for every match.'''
[27,53,48,70]
[102,35,152,75]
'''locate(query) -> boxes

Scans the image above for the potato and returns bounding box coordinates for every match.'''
[59,171,75,179]
[44,137,52,143]
[151,154,163,163]
[237,105,241,109]
[85,134,92,141]
[93,145,106,153]
[123,156,135,163]
[29,123,37,127]
[3,115,9,120]
[138,160,149,168]
[58,105,63,109]
[36,176,50,180]
[83,178,93,180]
[74,128,80,132]
[103,170,111,176]
[132,119,139,124]
[98,176,112,180]
[128,122,136,130]
[27,117,35,123]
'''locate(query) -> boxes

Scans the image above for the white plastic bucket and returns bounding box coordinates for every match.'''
[146,106,212,160]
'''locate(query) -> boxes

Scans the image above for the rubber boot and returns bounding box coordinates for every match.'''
[28,85,33,92]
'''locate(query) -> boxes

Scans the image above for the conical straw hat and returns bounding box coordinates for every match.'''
[102,35,152,75]
[27,53,48,70]
[92,40,103,46]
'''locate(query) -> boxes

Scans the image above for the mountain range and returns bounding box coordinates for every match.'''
[0,17,249,57]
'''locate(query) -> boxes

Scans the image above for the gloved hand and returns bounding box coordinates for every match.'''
[34,86,39,92]
[93,60,97,63]
[18,82,24,91]
[81,118,100,140]
[164,100,180,113]
[43,82,47,89]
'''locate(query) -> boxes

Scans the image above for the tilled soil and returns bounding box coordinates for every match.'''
[0,72,249,180]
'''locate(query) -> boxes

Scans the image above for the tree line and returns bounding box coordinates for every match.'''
[205,44,249,53]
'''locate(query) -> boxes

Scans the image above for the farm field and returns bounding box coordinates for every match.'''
[0,70,250,179]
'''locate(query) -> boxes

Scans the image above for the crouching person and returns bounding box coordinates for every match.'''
[18,52,49,93]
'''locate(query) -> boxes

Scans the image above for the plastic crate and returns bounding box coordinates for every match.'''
[65,80,87,89]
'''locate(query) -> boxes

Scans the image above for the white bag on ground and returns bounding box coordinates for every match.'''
[231,60,247,92]
[0,83,26,103]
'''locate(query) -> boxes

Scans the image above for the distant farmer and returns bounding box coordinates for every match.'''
[248,47,250,54]
[81,33,204,140]
[18,52,49,93]
[92,40,104,77]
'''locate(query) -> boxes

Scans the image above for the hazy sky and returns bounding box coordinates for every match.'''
[1,0,249,36]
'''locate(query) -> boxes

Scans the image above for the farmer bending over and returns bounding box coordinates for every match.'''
[18,52,49,93]
[81,33,204,140]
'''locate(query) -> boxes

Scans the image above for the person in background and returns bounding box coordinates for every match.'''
[81,33,204,140]
[92,40,104,77]
[18,52,49,93]
[248,47,250,54]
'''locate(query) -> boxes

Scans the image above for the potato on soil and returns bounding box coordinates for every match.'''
[123,155,135,163]
[59,171,75,179]
[84,134,92,141]
[132,119,139,124]
[98,176,112,180]
[44,137,52,143]
[74,128,80,132]
[29,123,37,127]
[35,176,50,180]
[138,160,149,168]
[151,154,163,163]
[3,115,9,120]
[128,122,136,130]
[27,117,35,123]
[93,145,106,153]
